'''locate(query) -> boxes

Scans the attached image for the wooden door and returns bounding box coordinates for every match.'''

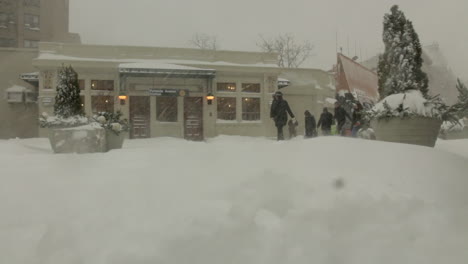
[130,96,150,139]
[184,97,203,141]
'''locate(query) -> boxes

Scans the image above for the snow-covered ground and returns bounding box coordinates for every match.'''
[1,136,468,264]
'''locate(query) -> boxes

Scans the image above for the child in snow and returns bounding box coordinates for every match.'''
[288,119,298,139]
[304,110,317,138]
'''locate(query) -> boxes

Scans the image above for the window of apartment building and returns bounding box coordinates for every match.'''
[24,14,39,29]
[217,97,236,121]
[0,37,15,47]
[91,96,114,113]
[241,83,261,93]
[78,80,85,90]
[242,97,261,121]
[217,82,236,92]
[23,39,38,48]
[91,80,114,91]
[23,0,40,7]
[156,97,177,122]
[0,13,8,28]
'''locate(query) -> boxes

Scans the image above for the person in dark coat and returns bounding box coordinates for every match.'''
[270,91,295,140]
[351,102,364,137]
[317,107,333,136]
[304,110,317,138]
[334,102,352,136]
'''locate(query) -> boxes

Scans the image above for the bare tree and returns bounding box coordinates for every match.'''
[189,33,220,50]
[257,34,313,68]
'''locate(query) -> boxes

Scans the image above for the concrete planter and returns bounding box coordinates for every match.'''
[106,131,126,151]
[371,117,442,147]
[439,128,468,140]
[48,124,106,153]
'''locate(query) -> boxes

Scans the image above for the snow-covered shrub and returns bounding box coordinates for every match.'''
[367,90,443,120]
[377,5,429,99]
[54,65,83,118]
[39,65,87,128]
[39,112,89,128]
[93,111,129,135]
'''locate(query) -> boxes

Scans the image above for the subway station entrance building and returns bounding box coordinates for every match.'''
[34,43,283,140]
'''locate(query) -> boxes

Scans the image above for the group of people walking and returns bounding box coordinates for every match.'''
[270,91,364,140]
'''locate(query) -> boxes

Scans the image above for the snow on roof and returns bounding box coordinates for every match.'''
[36,53,278,69]
[119,62,213,71]
[338,54,379,103]
[6,85,29,93]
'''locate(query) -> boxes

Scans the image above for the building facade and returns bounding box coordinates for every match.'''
[34,43,284,140]
[32,43,335,140]
[0,0,79,48]
[0,0,80,139]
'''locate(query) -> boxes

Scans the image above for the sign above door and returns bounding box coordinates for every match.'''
[148,89,189,97]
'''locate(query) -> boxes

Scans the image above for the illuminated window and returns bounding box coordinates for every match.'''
[242,83,260,93]
[91,96,114,113]
[217,97,236,120]
[156,96,177,122]
[91,80,114,91]
[217,82,236,92]
[242,97,260,121]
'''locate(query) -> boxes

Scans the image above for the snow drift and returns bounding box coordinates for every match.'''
[1,136,468,264]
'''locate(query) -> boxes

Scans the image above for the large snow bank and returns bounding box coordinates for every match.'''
[372,90,442,119]
[1,136,468,264]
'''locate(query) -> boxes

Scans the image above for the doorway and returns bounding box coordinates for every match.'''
[129,96,150,139]
[184,97,203,141]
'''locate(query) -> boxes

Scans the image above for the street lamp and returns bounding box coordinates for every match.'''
[206,93,215,105]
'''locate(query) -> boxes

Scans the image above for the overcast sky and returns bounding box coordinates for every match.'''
[69,0,468,79]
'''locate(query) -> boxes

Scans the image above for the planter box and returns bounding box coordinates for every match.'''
[106,131,126,151]
[371,117,442,147]
[439,128,468,140]
[48,124,106,153]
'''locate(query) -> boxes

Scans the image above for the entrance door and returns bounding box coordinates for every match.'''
[130,96,150,139]
[184,97,203,141]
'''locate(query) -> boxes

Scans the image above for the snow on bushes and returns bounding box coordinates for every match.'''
[39,112,89,128]
[369,90,442,120]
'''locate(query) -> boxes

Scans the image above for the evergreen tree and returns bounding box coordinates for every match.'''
[377,5,429,99]
[54,65,83,118]
[456,79,468,116]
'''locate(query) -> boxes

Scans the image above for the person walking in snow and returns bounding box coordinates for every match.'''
[304,110,317,138]
[351,102,364,137]
[317,107,333,136]
[270,91,295,141]
[334,102,352,136]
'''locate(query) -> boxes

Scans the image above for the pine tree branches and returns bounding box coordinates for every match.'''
[378,5,429,99]
[54,65,83,118]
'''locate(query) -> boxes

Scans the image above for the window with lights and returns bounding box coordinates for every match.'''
[91,80,114,91]
[217,97,236,120]
[242,97,260,121]
[91,95,114,113]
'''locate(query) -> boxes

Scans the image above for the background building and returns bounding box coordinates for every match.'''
[0,0,80,139]
[0,0,80,48]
